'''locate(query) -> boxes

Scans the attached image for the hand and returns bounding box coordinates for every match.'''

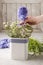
[20,16,38,25]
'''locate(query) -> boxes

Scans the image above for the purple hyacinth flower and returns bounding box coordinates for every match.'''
[17,7,28,21]
[0,39,10,49]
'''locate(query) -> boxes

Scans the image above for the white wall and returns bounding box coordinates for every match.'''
[3,0,42,3]
[0,0,43,32]
[0,0,4,31]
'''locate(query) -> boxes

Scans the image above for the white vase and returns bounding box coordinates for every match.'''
[10,38,28,60]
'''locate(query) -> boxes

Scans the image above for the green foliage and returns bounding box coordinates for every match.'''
[28,37,43,55]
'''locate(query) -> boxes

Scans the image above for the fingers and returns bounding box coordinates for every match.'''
[26,21,37,25]
[25,16,38,25]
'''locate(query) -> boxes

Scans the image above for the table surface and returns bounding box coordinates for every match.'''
[0,32,43,65]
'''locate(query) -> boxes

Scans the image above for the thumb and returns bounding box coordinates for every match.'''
[20,21,25,25]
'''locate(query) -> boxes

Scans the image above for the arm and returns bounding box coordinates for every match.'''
[35,15,43,23]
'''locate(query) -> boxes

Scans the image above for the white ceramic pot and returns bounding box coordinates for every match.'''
[10,38,28,60]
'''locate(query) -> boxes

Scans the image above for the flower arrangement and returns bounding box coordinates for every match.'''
[3,22,43,56]
[3,22,33,38]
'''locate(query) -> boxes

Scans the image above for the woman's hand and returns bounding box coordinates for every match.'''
[20,16,41,25]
